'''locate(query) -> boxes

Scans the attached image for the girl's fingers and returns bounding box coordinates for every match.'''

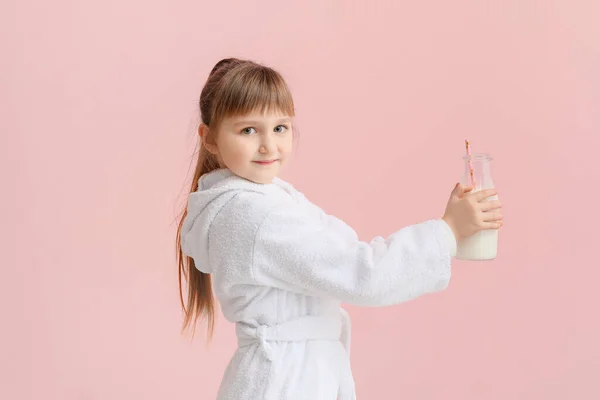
[454,184,473,197]
[482,221,503,229]
[474,189,498,202]
[480,200,502,212]
[482,210,503,222]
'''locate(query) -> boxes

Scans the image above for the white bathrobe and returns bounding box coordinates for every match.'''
[180,168,457,400]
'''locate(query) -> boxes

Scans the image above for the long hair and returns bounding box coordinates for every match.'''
[176,58,296,339]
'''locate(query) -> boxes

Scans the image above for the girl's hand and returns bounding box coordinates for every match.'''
[442,183,503,242]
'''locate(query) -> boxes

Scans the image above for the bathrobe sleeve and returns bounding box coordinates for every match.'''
[251,202,457,307]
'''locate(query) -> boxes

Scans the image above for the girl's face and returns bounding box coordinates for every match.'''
[203,111,294,184]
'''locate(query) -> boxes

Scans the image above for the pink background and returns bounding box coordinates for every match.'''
[2,0,599,399]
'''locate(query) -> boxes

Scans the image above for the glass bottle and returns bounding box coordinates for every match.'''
[456,153,499,260]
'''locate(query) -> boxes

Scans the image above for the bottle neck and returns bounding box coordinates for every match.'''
[467,159,491,175]
[464,158,493,188]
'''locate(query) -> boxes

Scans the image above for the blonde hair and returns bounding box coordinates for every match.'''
[176,58,296,339]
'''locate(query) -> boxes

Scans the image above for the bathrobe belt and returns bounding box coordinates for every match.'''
[235,309,355,399]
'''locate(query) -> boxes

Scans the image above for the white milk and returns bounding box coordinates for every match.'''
[456,190,499,260]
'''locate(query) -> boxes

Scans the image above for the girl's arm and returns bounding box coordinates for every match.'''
[252,202,456,307]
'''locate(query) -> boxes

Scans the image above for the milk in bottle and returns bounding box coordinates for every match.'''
[456,153,499,260]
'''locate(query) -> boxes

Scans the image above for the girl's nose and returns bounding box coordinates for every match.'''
[259,136,276,154]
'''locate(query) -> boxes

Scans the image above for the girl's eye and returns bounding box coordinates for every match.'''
[241,127,256,135]
[275,125,289,133]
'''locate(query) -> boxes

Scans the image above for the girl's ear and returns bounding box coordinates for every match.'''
[199,123,219,155]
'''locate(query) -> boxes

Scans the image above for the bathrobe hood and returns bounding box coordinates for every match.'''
[180,168,295,274]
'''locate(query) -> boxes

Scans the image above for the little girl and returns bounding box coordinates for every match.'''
[176,57,502,400]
